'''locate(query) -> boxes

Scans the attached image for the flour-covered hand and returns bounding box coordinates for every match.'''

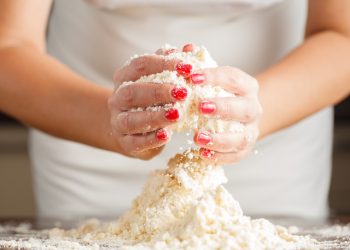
[108,55,184,159]
[194,66,262,164]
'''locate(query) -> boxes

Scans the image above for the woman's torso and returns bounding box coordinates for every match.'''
[30,0,333,219]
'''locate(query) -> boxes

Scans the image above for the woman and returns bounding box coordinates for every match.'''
[0,0,349,220]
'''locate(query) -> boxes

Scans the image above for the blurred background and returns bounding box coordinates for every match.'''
[0,98,349,218]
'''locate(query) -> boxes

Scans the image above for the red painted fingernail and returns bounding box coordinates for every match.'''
[171,86,188,101]
[165,48,178,55]
[200,148,215,158]
[182,43,194,52]
[156,129,168,141]
[165,108,180,121]
[196,131,212,145]
[199,100,216,114]
[190,73,205,84]
[175,63,193,77]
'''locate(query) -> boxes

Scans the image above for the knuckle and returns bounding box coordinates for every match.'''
[124,137,138,154]
[110,115,120,135]
[117,84,134,109]
[212,99,228,119]
[107,95,116,110]
[164,58,179,71]
[222,102,232,119]
[244,100,258,121]
[130,136,141,150]
[117,112,131,133]
[239,134,250,150]
[124,135,141,153]
[153,85,166,102]
[131,56,148,74]
[155,48,164,55]
[145,111,155,129]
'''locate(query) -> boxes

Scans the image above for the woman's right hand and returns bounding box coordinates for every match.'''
[108,53,189,160]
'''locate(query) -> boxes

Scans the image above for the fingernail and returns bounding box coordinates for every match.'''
[165,108,180,121]
[182,43,194,52]
[190,73,205,84]
[175,63,193,77]
[171,86,188,101]
[199,100,216,114]
[156,129,168,141]
[196,131,212,145]
[200,148,215,158]
[165,48,178,55]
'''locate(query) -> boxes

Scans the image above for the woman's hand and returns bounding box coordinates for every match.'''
[108,54,186,160]
[193,66,262,164]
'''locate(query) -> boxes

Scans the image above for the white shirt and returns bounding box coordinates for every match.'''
[29,0,333,219]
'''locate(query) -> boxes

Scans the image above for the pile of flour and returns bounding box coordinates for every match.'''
[52,150,315,250]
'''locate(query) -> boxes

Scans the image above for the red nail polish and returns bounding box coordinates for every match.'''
[176,63,193,77]
[196,132,212,145]
[190,73,205,84]
[200,148,215,158]
[165,48,178,55]
[171,87,187,101]
[199,100,216,114]
[156,129,168,141]
[182,43,194,52]
[165,108,179,121]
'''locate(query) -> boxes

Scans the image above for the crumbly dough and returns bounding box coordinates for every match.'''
[55,150,315,250]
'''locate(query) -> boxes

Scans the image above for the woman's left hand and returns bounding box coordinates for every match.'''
[193,66,262,164]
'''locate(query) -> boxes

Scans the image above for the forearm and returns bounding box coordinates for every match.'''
[0,45,122,153]
[257,31,350,138]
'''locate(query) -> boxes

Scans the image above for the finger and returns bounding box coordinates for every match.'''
[134,146,165,160]
[199,148,251,165]
[120,128,172,154]
[114,54,181,85]
[194,130,251,153]
[182,43,194,52]
[114,82,188,111]
[198,97,260,123]
[194,66,259,96]
[155,47,178,56]
[112,108,181,134]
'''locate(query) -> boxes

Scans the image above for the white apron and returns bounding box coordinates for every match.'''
[29,0,333,219]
